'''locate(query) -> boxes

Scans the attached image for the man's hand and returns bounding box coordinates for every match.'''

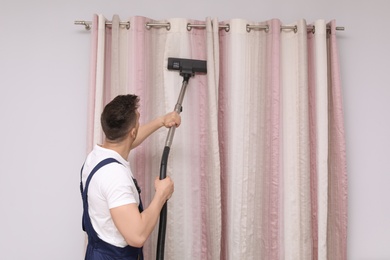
[154,176,174,202]
[161,111,181,128]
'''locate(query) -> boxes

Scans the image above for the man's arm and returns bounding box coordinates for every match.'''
[110,176,174,248]
[131,112,181,149]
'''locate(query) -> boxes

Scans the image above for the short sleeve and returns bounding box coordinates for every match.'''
[98,163,138,209]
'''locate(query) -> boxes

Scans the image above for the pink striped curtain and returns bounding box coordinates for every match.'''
[86,15,347,260]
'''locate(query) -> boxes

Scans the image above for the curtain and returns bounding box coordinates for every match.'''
[86,14,347,260]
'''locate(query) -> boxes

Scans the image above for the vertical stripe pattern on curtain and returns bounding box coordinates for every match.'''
[125,16,221,260]
[326,20,348,260]
[85,14,347,260]
[87,14,105,151]
[216,18,347,260]
[87,14,131,151]
[308,20,329,260]
[218,18,282,260]
[281,19,312,260]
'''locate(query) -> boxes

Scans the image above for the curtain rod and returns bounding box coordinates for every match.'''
[74,20,345,33]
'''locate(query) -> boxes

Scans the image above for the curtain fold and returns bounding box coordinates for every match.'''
[85,15,347,260]
[218,18,283,260]
[87,15,102,150]
[124,16,221,260]
[326,20,348,260]
[310,19,330,260]
[280,19,312,260]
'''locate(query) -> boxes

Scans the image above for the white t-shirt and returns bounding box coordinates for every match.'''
[82,145,140,247]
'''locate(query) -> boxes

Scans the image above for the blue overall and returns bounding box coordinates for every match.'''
[80,158,144,260]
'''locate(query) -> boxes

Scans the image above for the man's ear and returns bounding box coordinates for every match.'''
[130,127,137,139]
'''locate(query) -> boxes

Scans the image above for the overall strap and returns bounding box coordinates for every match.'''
[80,158,144,259]
[83,158,121,199]
[80,158,122,196]
[79,164,85,197]
[133,178,144,212]
[80,158,121,232]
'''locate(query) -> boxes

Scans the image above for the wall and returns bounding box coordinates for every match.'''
[0,0,389,259]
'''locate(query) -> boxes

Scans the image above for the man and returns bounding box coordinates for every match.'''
[80,94,180,260]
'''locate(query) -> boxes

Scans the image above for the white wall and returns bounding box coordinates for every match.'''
[0,0,389,259]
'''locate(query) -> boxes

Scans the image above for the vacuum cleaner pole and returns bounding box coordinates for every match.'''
[164,78,189,147]
[156,57,207,260]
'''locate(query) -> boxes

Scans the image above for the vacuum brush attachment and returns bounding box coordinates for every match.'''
[167,57,207,77]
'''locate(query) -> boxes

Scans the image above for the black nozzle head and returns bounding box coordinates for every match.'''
[167,57,207,77]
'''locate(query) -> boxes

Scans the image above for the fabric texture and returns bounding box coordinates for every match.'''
[85,15,347,260]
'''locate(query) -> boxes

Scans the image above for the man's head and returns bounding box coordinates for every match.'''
[101,94,140,142]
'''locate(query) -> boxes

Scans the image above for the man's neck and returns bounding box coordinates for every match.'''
[102,139,132,160]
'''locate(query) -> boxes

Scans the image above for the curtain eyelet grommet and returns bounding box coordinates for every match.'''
[246,24,251,33]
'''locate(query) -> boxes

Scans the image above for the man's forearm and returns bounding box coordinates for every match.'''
[137,192,167,244]
[131,116,164,149]
[111,191,168,248]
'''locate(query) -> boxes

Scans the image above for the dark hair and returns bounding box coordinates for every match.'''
[100,94,140,142]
